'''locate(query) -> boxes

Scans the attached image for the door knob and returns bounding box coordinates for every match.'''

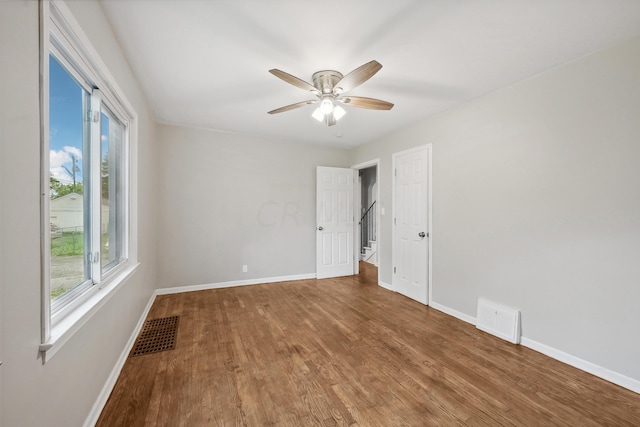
[318,226,324,231]
[419,231,426,238]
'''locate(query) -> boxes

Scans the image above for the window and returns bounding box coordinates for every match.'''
[41,1,137,358]
[49,53,128,316]
[100,106,126,273]
[49,54,90,307]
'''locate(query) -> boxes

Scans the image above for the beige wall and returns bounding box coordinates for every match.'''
[0,1,159,426]
[156,125,350,288]
[351,36,640,383]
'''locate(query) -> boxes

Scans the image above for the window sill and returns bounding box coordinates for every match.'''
[39,262,140,363]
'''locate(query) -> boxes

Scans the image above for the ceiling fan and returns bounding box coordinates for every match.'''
[268,60,394,126]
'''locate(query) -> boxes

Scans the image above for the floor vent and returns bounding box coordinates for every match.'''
[131,316,179,356]
[476,299,521,344]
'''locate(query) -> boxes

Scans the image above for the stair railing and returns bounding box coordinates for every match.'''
[360,201,377,254]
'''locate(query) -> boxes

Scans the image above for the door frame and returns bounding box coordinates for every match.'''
[351,158,380,283]
[391,145,433,305]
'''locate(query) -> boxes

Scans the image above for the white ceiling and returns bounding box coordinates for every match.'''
[100,0,640,147]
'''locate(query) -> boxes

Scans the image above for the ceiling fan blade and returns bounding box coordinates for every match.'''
[333,60,382,94]
[267,100,317,114]
[269,69,320,95]
[340,96,394,110]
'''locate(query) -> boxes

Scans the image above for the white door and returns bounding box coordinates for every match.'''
[317,166,354,279]
[393,146,430,304]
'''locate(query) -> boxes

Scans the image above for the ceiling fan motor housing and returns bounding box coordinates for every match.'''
[312,70,344,94]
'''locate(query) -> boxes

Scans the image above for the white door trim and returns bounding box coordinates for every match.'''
[391,145,433,305]
[351,159,380,283]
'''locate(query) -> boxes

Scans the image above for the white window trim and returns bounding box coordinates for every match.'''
[39,0,139,363]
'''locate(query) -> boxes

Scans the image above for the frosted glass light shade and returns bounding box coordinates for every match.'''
[312,107,324,122]
[320,98,334,114]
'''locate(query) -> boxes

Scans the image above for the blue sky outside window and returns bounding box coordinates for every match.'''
[49,54,89,301]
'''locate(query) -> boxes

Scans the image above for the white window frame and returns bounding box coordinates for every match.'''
[39,0,139,362]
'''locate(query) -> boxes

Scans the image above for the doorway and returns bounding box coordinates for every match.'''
[359,166,377,266]
[352,159,380,283]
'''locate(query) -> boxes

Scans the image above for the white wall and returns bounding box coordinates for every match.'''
[156,125,350,288]
[0,1,158,426]
[351,36,640,384]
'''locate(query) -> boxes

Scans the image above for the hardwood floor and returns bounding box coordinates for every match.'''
[97,262,640,426]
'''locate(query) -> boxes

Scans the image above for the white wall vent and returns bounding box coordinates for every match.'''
[476,298,521,344]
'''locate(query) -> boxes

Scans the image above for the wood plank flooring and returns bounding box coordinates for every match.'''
[97,262,640,426]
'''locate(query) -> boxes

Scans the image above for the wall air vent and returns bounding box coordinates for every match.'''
[476,299,521,344]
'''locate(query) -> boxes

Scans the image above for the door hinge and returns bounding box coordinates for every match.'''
[394,217,396,225]
[395,168,397,176]
[87,110,100,123]
[394,266,396,273]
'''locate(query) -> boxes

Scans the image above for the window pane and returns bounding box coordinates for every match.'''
[100,105,124,273]
[49,55,91,301]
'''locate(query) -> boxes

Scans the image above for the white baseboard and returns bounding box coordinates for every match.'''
[378,280,393,291]
[430,301,477,325]
[520,337,640,394]
[155,273,317,295]
[83,292,157,427]
[430,301,640,395]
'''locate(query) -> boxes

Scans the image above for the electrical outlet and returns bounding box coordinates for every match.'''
[242,265,248,273]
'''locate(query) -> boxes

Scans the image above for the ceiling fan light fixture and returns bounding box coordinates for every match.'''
[312,107,325,122]
[312,104,345,125]
[320,97,334,115]
[333,105,346,120]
